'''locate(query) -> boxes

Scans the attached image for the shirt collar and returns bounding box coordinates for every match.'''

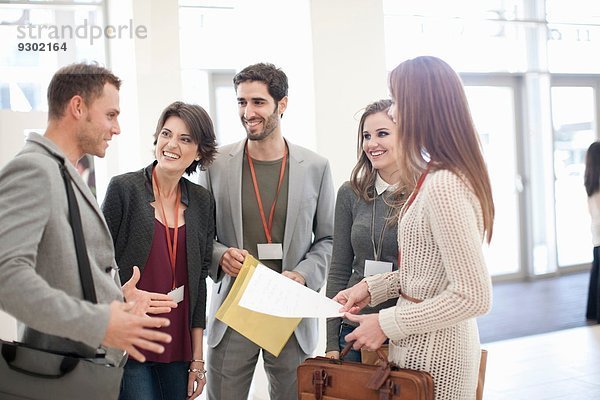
[375,173,398,196]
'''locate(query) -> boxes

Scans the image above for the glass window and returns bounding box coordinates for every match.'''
[214,78,245,146]
[465,84,522,276]
[383,0,528,72]
[546,0,600,24]
[547,24,600,73]
[0,4,106,111]
[12,1,102,3]
[552,85,596,267]
[384,1,600,276]
[546,0,600,73]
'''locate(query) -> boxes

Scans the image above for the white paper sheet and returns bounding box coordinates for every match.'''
[238,264,345,318]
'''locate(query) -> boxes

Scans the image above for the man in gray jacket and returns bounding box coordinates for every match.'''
[201,63,335,400]
[0,62,174,368]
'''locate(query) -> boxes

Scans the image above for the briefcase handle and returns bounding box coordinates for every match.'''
[1,341,79,379]
[339,341,396,391]
[340,341,388,365]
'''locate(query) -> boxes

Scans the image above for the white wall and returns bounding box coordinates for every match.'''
[311,0,388,189]
[95,0,184,202]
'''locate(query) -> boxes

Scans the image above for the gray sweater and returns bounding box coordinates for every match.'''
[325,181,399,352]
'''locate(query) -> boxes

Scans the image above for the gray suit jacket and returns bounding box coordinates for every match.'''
[199,139,335,354]
[0,133,123,364]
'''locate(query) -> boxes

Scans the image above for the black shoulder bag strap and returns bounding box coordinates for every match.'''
[58,161,98,304]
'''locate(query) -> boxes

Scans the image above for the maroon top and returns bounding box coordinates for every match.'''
[138,219,192,363]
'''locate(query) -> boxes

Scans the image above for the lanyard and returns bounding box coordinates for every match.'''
[246,141,287,244]
[398,163,431,266]
[371,194,394,261]
[152,168,180,290]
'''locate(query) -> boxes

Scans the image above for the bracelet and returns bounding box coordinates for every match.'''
[188,367,206,380]
[190,359,205,363]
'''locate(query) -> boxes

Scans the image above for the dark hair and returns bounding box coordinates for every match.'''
[389,56,494,242]
[350,99,393,201]
[585,141,600,196]
[47,62,121,120]
[153,101,218,175]
[233,63,288,103]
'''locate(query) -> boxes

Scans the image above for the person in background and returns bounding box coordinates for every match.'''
[76,155,96,196]
[200,62,335,400]
[334,56,494,400]
[584,141,600,322]
[102,101,217,400]
[325,99,404,362]
[0,62,175,383]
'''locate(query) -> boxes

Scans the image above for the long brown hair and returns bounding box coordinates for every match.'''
[389,56,494,242]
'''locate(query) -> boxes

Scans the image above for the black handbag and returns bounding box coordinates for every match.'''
[0,160,124,400]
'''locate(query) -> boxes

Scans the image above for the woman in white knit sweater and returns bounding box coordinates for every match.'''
[334,56,494,400]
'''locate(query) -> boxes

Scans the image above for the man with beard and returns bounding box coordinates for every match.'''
[200,63,335,400]
[0,62,175,393]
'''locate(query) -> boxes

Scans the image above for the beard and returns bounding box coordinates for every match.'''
[243,107,280,141]
[78,118,106,157]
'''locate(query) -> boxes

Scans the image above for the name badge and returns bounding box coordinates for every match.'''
[257,243,283,260]
[168,285,185,304]
[364,260,393,277]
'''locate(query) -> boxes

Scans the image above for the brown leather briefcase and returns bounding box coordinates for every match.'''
[297,344,434,400]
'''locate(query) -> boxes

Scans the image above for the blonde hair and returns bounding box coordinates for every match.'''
[350,99,392,201]
[350,100,406,222]
[389,56,494,242]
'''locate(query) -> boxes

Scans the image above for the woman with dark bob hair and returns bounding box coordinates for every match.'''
[102,101,217,399]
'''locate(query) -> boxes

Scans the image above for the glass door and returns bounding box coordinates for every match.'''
[463,77,524,277]
[551,79,599,268]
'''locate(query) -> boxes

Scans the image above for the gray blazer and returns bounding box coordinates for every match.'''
[0,133,123,364]
[199,139,335,354]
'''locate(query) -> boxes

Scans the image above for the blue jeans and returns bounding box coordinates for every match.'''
[119,360,188,400]
[339,323,362,362]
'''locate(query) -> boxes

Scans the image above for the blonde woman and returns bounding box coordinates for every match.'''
[325,99,404,361]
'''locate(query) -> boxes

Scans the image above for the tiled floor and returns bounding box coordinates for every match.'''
[478,271,590,343]
[483,324,600,399]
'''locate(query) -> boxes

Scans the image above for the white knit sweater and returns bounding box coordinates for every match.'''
[365,169,492,400]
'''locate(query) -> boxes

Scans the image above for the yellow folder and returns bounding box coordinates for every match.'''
[215,255,301,356]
